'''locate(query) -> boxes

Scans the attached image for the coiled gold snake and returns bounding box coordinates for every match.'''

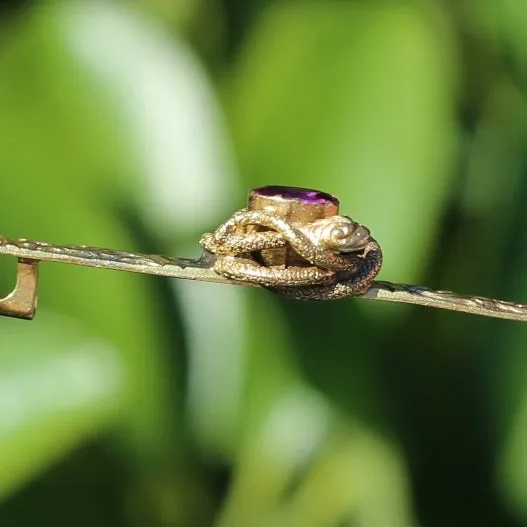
[200,208,383,298]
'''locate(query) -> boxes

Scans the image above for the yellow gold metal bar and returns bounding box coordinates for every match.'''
[0,236,230,284]
[364,282,527,323]
[0,235,244,320]
[0,235,526,322]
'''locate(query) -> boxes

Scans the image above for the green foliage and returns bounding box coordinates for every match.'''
[0,0,527,526]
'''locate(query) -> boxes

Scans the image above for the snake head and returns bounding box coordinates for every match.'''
[308,216,371,253]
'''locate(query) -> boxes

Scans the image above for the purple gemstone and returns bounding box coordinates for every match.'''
[253,186,339,206]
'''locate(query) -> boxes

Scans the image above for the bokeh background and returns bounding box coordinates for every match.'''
[1,0,527,525]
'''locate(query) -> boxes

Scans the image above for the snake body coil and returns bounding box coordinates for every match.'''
[200,209,383,297]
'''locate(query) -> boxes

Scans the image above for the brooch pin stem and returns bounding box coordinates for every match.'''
[0,186,525,322]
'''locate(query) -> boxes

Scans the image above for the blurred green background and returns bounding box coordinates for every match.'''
[1,0,527,525]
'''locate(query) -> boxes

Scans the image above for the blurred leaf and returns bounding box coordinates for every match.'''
[269,422,416,527]
[494,0,527,72]
[0,313,125,500]
[216,292,416,527]
[215,291,309,526]
[228,0,459,285]
[133,0,205,27]
[58,0,238,242]
[176,281,248,457]
[0,0,181,467]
